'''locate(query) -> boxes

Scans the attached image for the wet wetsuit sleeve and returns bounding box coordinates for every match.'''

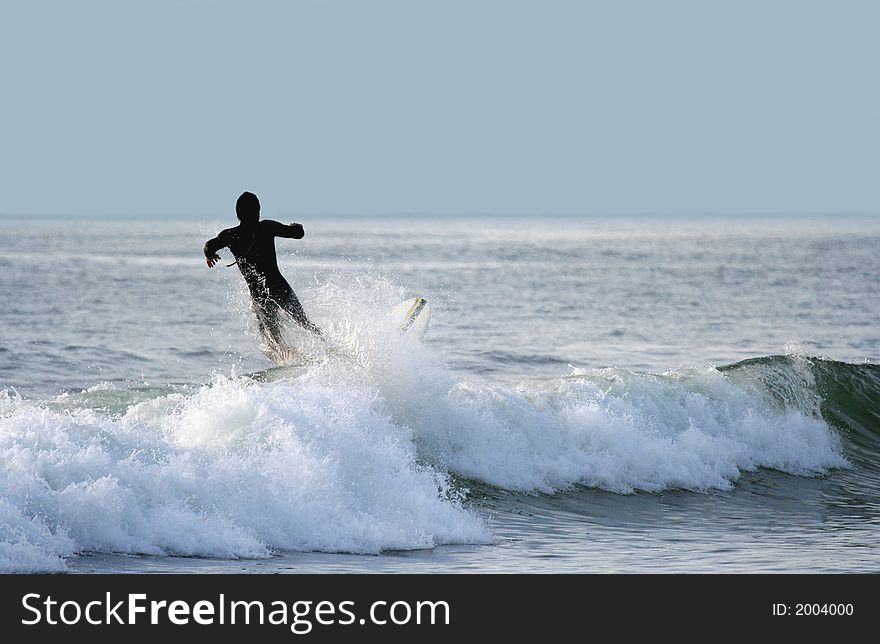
[264,220,305,239]
[204,228,233,257]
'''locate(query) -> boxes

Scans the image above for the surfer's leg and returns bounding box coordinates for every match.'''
[275,286,322,335]
[253,298,286,348]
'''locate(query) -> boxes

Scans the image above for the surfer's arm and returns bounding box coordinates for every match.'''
[264,220,305,239]
[203,229,232,268]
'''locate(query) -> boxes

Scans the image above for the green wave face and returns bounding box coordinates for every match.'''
[721,355,880,462]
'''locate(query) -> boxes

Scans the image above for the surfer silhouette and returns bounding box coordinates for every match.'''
[204,192,321,351]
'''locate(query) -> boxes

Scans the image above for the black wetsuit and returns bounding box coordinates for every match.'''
[204,220,320,345]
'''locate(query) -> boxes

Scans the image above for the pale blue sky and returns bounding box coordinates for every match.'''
[1,0,878,216]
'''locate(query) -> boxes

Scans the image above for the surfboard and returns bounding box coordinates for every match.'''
[389,296,431,340]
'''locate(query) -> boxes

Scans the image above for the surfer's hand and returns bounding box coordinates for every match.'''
[206,253,220,268]
[289,223,305,239]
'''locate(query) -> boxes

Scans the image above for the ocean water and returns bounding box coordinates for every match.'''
[0,214,878,573]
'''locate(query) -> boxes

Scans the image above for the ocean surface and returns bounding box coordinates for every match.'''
[1,213,878,573]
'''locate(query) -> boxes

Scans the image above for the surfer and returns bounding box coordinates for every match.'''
[204,192,321,350]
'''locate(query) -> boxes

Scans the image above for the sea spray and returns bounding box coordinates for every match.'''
[0,375,491,573]
[0,274,860,572]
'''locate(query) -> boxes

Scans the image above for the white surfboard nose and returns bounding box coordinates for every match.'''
[390,297,431,339]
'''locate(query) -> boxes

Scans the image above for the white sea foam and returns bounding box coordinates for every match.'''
[0,277,848,572]
[412,366,846,494]
[0,374,490,573]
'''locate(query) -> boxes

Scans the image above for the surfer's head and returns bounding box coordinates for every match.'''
[236,191,260,225]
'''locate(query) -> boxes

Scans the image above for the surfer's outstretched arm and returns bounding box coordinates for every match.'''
[204,229,232,268]
[264,220,305,239]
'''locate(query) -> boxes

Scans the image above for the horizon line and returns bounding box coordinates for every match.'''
[2,211,880,219]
